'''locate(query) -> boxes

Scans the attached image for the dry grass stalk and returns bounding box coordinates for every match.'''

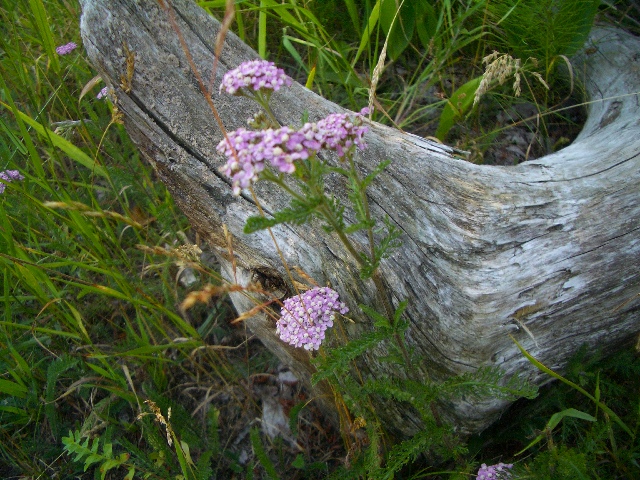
[474,51,549,107]
[368,41,388,116]
[138,400,174,446]
[368,0,405,126]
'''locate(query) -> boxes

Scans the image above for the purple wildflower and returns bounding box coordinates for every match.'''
[0,170,25,194]
[56,42,78,56]
[314,108,369,158]
[96,86,109,99]
[217,125,322,195]
[276,287,348,351]
[476,462,513,480]
[217,128,267,195]
[220,59,292,96]
[217,110,368,195]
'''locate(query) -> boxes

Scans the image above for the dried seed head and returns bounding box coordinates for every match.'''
[474,52,548,107]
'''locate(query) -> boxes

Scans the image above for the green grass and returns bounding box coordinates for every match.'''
[0,0,264,477]
[199,0,600,160]
[1,0,639,478]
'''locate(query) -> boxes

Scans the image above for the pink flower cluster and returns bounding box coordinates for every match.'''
[315,109,369,158]
[217,125,319,195]
[56,42,77,56]
[217,110,368,195]
[220,60,292,95]
[476,462,513,480]
[276,287,349,351]
[0,170,24,194]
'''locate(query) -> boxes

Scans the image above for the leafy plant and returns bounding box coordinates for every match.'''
[486,0,601,75]
[250,427,280,479]
[435,76,482,140]
[62,430,134,480]
[489,340,640,479]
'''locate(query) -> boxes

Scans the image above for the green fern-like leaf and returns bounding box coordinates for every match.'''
[361,366,536,420]
[326,457,368,480]
[62,429,129,479]
[343,219,375,235]
[358,253,377,280]
[119,436,166,475]
[100,453,131,480]
[487,0,599,67]
[311,328,393,384]
[62,431,104,471]
[356,218,402,280]
[384,421,466,478]
[361,377,433,419]
[364,420,383,477]
[375,217,403,260]
[321,195,346,233]
[195,449,214,480]
[383,428,437,478]
[45,355,79,438]
[360,301,408,331]
[249,427,279,480]
[515,446,591,479]
[244,197,322,233]
[362,160,392,190]
[312,302,409,384]
[83,438,102,472]
[439,366,538,401]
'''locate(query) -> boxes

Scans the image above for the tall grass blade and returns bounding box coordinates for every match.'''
[0,76,45,177]
[352,0,381,68]
[0,116,27,155]
[435,76,482,140]
[27,0,60,73]
[343,0,360,34]
[0,379,28,398]
[258,0,267,59]
[512,336,634,438]
[4,105,109,178]
[515,407,596,455]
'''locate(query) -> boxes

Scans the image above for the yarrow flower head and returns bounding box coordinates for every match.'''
[314,107,369,158]
[0,170,25,194]
[56,42,78,56]
[476,462,513,480]
[220,60,292,96]
[217,58,369,194]
[217,125,322,195]
[217,109,369,195]
[276,287,348,351]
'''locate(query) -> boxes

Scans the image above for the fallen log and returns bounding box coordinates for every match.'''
[80,0,640,436]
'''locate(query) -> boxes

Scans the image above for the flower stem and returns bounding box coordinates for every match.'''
[345,156,396,323]
[253,92,281,127]
[344,156,413,368]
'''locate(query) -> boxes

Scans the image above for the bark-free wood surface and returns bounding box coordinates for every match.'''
[80,0,640,435]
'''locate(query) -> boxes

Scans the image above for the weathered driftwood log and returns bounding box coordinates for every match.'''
[80,0,640,436]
